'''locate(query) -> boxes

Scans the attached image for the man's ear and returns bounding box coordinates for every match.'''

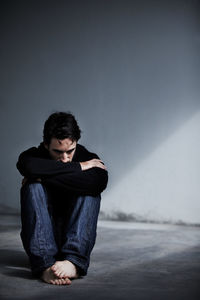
[44,143,48,150]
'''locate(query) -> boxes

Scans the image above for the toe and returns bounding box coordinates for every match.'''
[56,270,62,278]
[55,279,60,285]
[60,271,65,278]
[51,265,57,271]
[61,279,67,285]
[64,278,71,285]
[52,268,60,276]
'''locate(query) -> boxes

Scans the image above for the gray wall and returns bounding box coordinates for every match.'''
[1,0,200,223]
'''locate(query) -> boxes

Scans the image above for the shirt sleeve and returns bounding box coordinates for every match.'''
[16,144,108,195]
[16,147,81,179]
[42,167,108,195]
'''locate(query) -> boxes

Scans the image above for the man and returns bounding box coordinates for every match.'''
[16,112,108,285]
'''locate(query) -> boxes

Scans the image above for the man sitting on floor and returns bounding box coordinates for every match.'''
[16,112,108,285]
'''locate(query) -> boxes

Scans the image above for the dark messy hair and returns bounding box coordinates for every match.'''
[43,112,81,145]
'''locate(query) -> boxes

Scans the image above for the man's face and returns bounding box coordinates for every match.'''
[45,138,77,163]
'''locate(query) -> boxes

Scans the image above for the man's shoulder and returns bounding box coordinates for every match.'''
[19,142,49,158]
[74,144,99,161]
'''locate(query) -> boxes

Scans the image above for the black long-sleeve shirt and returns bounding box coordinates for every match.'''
[16,142,108,196]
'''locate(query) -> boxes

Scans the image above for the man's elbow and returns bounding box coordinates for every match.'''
[93,171,108,194]
[16,159,34,178]
[16,161,25,176]
[101,173,108,192]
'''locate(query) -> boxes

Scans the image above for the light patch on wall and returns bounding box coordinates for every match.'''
[101,110,200,224]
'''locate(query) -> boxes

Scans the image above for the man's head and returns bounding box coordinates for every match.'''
[43,112,81,162]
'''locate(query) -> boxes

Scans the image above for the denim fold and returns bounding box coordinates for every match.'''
[20,182,101,277]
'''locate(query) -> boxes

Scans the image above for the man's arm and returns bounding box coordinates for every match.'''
[17,145,108,194]
[42,166,108,195]
[16,147,81,179]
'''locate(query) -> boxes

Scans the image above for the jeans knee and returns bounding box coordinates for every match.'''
[76,195,101,216]
[21,182,43,193]
[86,195,101,208]
[20,182,47,204]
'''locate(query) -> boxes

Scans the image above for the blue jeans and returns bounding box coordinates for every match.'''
[20,183,101,277]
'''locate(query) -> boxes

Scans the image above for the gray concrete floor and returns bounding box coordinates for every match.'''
[0,214,200,300]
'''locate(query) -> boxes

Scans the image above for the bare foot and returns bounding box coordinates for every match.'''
[41,266,71,285]
[51,260,79,279]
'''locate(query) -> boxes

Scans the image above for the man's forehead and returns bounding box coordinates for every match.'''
[51,138,76,148]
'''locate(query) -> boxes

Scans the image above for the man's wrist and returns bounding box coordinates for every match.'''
[80,162,88,171]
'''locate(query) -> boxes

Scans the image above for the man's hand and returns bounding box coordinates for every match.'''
[80,159,107,171]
